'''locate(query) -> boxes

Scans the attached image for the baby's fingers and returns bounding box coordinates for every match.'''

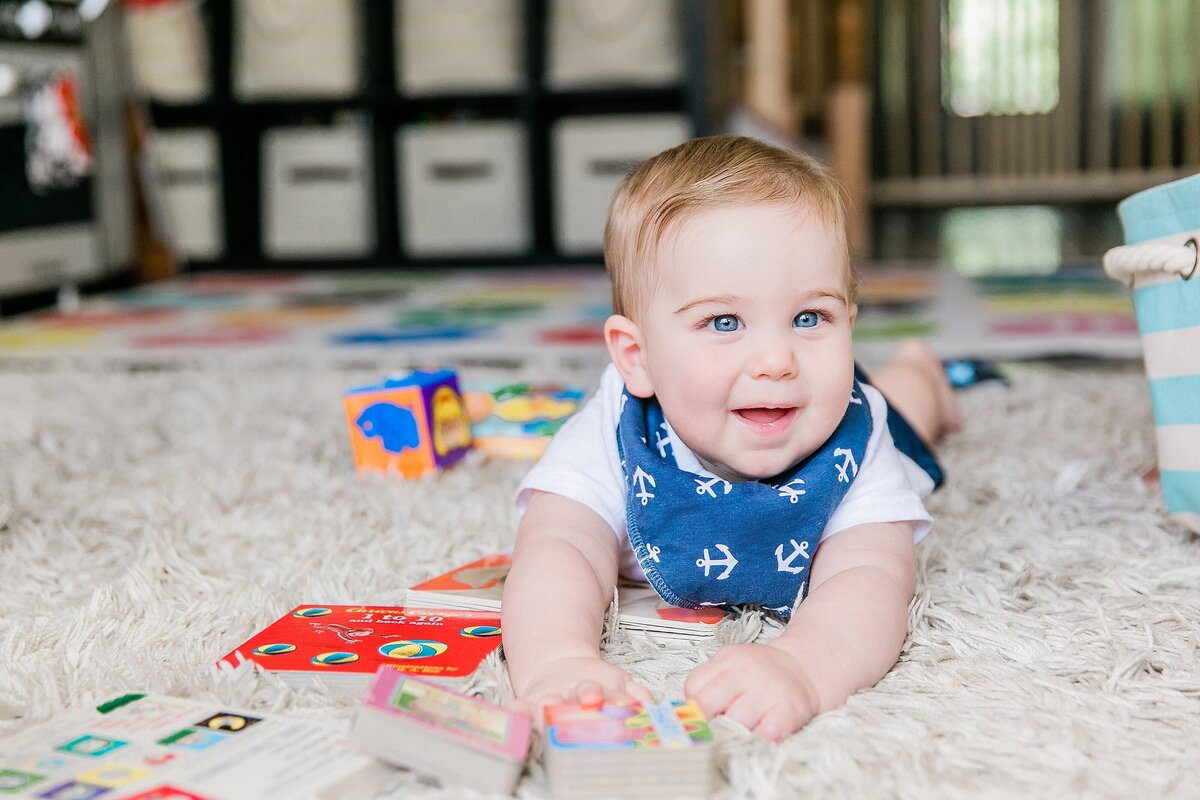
[686,674,744,719]
[573,681,607,708]
[623,679,653,704]
[684,657,737,714]
[752,705,803,742]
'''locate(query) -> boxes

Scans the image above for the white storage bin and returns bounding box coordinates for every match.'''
[124,0,210,103]
[261,125,374,258]
[0,226,98,295]
[552,114,690,254]
[545,0,684,89]
[150,129,223,259]
[398,121,530,256]
[233,0,361,99]
[396,0,522,94]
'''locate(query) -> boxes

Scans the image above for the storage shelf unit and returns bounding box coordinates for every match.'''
[145,0,716,272]
[0,1,99,310]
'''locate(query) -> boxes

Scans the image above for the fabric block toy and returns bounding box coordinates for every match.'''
[343,370,472,478]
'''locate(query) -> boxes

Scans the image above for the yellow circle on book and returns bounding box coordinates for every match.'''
[379,639,447,659]
[252,643,296,655]
[459,625,501,638]
[312,651,359,665]
[293,607,332,618]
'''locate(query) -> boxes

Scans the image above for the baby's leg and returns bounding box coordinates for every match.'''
[869,340,963,447]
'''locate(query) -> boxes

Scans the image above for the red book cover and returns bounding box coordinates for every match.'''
[218,605,502,685]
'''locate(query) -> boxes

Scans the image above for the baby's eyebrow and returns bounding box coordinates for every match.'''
[674,295,741,315]
[805,288,849,305]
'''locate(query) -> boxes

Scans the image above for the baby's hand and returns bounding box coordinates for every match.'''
[511,655,651,721]
[684,641,820,741]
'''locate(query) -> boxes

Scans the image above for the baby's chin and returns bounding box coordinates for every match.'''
[697,452,805,483]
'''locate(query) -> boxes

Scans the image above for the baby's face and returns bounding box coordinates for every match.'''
[631,203,855,481]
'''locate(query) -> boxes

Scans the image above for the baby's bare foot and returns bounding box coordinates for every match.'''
[891,340,964,440]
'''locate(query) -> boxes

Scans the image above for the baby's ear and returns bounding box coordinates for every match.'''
[847,301,858,327]
[603,315,654,398]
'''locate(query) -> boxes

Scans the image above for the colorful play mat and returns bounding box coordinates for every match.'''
[0,263,1141,366]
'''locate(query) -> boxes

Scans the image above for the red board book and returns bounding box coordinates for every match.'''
[217,605,503,687]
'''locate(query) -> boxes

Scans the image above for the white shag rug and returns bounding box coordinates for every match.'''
[2,356,1198,799]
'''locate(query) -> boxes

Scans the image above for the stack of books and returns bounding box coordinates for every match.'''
[350,667,530,794]
[405,554,729,640]
[217,604,502,687]
[542,699,717,799]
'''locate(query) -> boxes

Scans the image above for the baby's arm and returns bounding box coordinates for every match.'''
[685,520,916,740]
[502,490,651,715]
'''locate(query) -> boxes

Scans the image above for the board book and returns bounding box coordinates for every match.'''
[404,554,729,640]
[350,667,530,793]
[0,692,389,799]
[217,604,502,687]
[461,381,586,460]
[542,699,716,800]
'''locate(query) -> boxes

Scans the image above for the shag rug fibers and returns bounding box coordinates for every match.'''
[1,354,1198,799]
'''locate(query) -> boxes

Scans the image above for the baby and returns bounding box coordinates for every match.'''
[502,135,960,740]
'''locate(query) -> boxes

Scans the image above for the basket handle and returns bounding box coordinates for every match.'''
[1102,237,1198,287]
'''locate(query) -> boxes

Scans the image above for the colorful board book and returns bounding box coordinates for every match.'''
[461,381,586,459]
[404,553,729,640]
[0,693,389,799]
[542,700,716,799]
[350,668,530,793]
[217,605,502,687]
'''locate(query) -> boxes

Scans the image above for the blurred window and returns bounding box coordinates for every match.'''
[942,0,1060,117]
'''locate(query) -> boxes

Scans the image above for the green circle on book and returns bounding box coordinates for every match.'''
[252,643,296,655]
[293,608,332,618]
[312,651,359,665]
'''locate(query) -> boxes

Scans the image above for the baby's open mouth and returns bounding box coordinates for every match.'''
[734,407,795,425]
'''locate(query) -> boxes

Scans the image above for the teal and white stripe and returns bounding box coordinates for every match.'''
[1104,173,1200,531]
[1130,235,1200,527]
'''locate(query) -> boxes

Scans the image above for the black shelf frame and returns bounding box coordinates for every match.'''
[146,0,714,272]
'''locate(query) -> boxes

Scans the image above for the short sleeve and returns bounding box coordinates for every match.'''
[514,365,628,540]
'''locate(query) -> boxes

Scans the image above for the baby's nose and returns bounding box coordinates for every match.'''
[751,341,798,379]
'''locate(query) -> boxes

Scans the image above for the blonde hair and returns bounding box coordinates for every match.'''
[603,135,853,319]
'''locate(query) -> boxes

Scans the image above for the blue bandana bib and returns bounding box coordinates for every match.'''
[616,382,872,616]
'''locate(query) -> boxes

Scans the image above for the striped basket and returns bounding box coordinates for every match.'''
[1103,173,1200,532]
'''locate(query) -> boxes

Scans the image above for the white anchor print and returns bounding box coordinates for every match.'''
[775,477,807,503]
[834,447,858,483]
[696,544,738,580]
[694,477,732,498]
[775,539,811,573]
[654,423,677,458]
[644,543,662,563]
[632,465,656,505]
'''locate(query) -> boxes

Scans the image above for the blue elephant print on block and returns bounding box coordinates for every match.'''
[356,402,421,453]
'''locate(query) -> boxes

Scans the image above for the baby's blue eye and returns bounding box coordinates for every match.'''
[794,311,821,329]
[709,315,740,333]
